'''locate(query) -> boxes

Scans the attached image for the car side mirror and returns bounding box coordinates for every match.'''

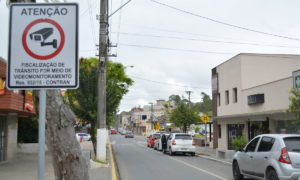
[239,148,245,152]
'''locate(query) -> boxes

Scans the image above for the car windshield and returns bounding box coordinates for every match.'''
[153,134,160,139]
[284,137,300,152]
[175,134,192,140]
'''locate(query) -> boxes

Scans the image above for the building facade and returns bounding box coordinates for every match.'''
[212,54,300,154]
[0,58,35,162]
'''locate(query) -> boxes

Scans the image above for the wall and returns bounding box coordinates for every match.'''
[217,54,300,117]
[6,114,18,161]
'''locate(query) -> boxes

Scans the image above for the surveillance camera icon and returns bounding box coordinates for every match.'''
[29,28,57,48]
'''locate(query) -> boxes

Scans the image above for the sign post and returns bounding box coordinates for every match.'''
[200,114,210,149]
[8,3,78,180]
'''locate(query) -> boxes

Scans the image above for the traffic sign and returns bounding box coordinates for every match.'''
[8,3,78,89]
[293,70,300,91]
[200,114,210,123]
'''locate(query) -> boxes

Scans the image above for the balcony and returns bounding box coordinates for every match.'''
[0,90,35,117]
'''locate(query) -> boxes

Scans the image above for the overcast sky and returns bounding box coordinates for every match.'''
[1,0,300,112]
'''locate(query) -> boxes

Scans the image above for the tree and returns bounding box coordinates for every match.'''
[65,58,133,153]
[168,95,199,132]
[193,92,212,115]
[46,90,89,180]
[288,88,300,125]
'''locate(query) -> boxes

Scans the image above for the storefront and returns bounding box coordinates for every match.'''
[0,58,36,162]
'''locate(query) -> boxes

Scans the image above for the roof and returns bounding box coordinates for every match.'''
[214,53,300,69]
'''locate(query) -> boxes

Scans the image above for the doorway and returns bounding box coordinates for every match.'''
[0,115,7,161]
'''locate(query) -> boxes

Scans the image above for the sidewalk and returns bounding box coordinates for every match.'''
[0,141,112,180]
[195,146,232,165]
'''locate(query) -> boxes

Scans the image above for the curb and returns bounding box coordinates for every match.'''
[109,143,120,180]
[197,154,232,166]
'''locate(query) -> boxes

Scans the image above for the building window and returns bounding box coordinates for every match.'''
[218,125,221,138]
[233,88,237,103]
[217,93,221,106]
[225,90,229,105]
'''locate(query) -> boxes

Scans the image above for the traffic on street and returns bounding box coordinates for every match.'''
[111,134,236,180]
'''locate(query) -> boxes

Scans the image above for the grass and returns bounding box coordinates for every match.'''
[92,158,108,164]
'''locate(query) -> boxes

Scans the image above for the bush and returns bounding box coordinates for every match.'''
[232,136,248,151]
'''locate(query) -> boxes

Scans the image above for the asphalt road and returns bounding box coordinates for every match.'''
[111,134,235,180]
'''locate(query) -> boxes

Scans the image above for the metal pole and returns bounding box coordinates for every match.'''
[38,90,46,180]
[97,0,108,161]
[204,122,207,149]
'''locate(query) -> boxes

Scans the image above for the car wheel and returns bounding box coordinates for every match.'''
[267,169,279,180]
[169,147,174,156]
[191,152,195,156]
[147,144,149,147]
[232,161,243,180]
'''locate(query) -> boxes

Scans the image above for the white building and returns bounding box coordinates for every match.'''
[212,53,300,158]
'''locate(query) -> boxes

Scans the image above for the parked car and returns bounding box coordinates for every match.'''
[164,133,195,156]
[75,133,91,141]
[154,133,169,151]
[147,133,161,148]
[125,131,134,138]
[110,129,117,134]
[232,134,300,180]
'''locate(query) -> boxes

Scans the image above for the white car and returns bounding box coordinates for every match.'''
[164,133,196,156]
[75,133,91,142]
[232,134,300,180]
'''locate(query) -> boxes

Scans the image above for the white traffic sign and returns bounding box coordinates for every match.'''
[8,3,78,89]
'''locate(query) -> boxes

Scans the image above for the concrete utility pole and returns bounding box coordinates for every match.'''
[149,102,154,131]
[97,0,109,161]
[186,91,193,107]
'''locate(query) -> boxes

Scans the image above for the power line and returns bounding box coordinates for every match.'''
[130,75,211,90]
[151,0,300,42]
[118,43,234,55]
[113,32,300,49]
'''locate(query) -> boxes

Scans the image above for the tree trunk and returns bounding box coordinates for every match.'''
[46,90,89,180]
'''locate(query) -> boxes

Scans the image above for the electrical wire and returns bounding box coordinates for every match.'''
[151,0,300,42]
[118,43,234,55]
[130,75,211,90]
[113,32,300,49]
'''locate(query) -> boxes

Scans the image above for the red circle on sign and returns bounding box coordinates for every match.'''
[22,19,65,60]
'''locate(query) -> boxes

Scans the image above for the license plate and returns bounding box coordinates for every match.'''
[181,148,187,151]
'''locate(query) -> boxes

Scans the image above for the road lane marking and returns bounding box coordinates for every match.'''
[134,142,229,180]
[166,156,228,180]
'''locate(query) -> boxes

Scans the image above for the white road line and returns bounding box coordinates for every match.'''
[134,142,228,180]
[166,156,228,180]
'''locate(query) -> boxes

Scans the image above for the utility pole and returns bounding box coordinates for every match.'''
[97,0,109,161]
[149,102,154,131]
[185,91,193,107]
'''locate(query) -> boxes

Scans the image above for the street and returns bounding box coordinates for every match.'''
[111,134,236,180]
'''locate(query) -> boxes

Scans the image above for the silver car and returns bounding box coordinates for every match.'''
[232,134,300,180]
[165,133,196,156]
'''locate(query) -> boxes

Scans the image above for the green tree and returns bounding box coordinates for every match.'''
[66,58,133,152]
[288,88,300,125]
[169,95,199,132]
[193,92,212,115]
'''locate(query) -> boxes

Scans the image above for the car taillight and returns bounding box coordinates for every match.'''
[192,139,196,146]
[279,147,292,164]
[172,139,176,145]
